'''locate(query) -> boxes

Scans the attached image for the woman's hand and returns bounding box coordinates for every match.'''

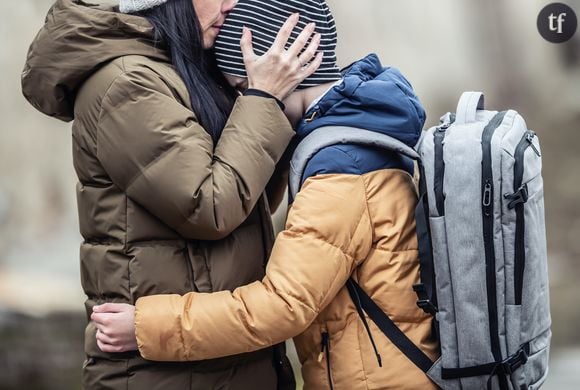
[91,303,138,353]
[242,13,323,101]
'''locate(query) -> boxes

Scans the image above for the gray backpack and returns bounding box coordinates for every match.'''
[289,92,551,389]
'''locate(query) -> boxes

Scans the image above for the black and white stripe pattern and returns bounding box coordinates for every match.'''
[214,0,341,89]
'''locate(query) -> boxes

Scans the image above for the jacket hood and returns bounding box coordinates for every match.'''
[21,0,169,122]
[296,53,426,147]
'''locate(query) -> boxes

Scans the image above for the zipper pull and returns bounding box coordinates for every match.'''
[437,122,451,132]
[483,180,492,208]
[305,109,319,123]
[318,332,329,362]
[526,133,541,157]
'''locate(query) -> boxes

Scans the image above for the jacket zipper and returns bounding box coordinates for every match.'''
[481,111,508,390]
[434,123,449,216]
[318,332,334,390]
[510,130,540,305]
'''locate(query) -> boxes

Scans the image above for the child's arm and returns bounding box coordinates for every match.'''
[92,174,372,361]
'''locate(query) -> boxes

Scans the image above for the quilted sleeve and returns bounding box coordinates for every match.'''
[97,67,294,240]
[134,174,373,361]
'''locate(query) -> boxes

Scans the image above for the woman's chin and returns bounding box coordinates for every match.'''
[203,32,219,49]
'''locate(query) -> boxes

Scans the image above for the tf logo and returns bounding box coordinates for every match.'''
[537,3,578,43]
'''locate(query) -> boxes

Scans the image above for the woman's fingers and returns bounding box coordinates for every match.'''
[301,51,324,78]
[297,33,321,67]
[287,22,316,58]
[240,26,256,66]
[242,13,323,100]
[272,13,300,52]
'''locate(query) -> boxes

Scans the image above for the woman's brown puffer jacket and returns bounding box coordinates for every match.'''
[21,1,294,389]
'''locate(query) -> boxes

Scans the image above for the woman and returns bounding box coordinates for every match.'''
[92,0,440,389]
[21,0,322,388]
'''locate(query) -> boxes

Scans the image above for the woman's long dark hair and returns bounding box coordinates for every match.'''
[138,0,237,143]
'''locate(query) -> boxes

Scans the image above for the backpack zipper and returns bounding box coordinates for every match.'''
[513,131,540,191]
[481,111,509,390]
[508,130,540,305]
[318,332,334,390]
[434,123,450,216]
[526,133,541,157]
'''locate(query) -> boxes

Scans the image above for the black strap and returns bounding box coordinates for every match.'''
[442,362,500,379]
[414,161,438,315]
[441,343,530,386]
[346,279,382,367]
[346,278,434,373]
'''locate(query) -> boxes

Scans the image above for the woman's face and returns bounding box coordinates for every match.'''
[193,0,238,49]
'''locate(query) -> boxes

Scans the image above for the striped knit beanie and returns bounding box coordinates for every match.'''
[118,0,168,13]
[215,0,342,89]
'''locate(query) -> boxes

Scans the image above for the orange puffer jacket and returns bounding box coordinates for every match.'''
[135,168,439,389]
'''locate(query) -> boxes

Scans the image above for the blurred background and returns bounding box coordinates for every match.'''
[1,0,579,389]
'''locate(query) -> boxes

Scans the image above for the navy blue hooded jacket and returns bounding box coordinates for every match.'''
[295,54,426,185]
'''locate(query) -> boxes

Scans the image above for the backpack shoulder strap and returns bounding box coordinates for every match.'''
[289,126,420,199]
[347,278,434,373]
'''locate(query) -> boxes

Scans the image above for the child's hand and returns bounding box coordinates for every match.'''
[91,303,138,353]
